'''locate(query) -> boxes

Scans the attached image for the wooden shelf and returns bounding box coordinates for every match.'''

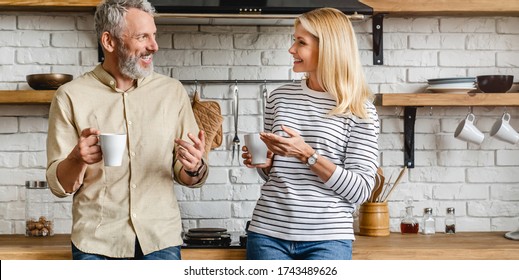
[380,92,519,168]
[0,0,99,11]
[361,0,519,16]
[382,93,519,107]
[0,90,54,104]
[3,91,519,106]
[1,0,518,15]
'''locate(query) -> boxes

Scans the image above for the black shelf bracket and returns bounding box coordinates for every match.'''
[372,14,384,65]
[404,107,417,168]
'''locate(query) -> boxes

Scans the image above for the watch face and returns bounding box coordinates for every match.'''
[307,154,317,166]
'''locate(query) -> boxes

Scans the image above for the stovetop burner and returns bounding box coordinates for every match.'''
[183,228,232,247]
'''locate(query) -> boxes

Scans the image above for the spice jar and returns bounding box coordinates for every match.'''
[422,207,435,235]
[25,181,54,237]
[445,207,456,234]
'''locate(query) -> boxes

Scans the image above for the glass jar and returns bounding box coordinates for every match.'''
[400,197,419,234]
[422,207,435,235]
[400,206,419,234]
[445,207,456,234]
[25,181,54,237]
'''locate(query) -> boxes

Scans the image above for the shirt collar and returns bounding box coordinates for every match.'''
[92,64,146,92]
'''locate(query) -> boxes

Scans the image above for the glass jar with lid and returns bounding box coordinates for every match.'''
[400,197,419,234]
[422,207,436,235]
[25,181,54,237]
[445,207,456,234]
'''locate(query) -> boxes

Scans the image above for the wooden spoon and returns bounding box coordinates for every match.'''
[370,174,381,202]
[378,172,394,202]
[374,174,385,202]
[383,166,408,202]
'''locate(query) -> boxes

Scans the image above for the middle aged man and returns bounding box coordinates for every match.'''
[46,0,208,260]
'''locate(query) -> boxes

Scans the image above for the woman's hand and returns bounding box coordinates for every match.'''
[242,145,274,168]
[259,125,313,163]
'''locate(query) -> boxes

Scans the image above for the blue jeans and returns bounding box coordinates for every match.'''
[246,231,352,260]
[71,238,181,260]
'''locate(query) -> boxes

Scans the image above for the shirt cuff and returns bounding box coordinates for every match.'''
[46,159,74,198]
[256,167,269,181]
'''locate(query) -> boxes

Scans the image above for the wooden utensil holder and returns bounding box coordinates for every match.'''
[358,202,390,237]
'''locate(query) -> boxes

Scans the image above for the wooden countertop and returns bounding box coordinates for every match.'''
[1,232,518,260]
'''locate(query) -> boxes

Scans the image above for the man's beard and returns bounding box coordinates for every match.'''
[116,42,153,79]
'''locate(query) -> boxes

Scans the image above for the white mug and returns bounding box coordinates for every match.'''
[454,113,484,145]
[99,133,127,166]
[244,133,268,165]
[490,112,519,144]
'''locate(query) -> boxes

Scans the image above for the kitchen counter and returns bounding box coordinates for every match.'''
[1,232,518,260]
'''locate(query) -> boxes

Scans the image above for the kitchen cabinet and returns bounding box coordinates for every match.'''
[1,233,518,260]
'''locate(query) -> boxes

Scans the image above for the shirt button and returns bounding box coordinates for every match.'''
[132,213,137,218]
[109,81,115,85]
[131,184,137,189]
[131,152,136,157]
[127,121,133,126]
[123,93,128,97]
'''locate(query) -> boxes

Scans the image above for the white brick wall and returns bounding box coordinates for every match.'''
[1,12,519,238]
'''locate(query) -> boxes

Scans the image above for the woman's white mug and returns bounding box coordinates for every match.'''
[490,112,519,144]
[454,113,484,145]
[244,133,268,165]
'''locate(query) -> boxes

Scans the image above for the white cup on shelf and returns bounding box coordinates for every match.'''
[454,113,484,145]
[490,112,519,144]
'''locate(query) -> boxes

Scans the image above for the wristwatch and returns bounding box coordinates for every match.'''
[305,152,319,167]
[184,161,205,177]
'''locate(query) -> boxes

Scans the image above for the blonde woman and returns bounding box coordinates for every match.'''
[242,7,379,260]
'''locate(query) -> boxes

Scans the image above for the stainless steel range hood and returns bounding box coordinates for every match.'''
[149,0,373,25]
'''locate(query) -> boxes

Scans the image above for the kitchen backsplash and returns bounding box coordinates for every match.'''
[1,12,519,238]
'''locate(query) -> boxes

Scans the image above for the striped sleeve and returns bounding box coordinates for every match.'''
[324,102,379,204]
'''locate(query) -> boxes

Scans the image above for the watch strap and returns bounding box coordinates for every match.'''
[184,160,205,177]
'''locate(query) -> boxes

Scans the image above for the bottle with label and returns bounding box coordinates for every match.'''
[445,207,456,234]
[422,207,435,235]
[400,197,419,234]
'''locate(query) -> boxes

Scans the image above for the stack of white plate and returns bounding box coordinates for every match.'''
[426,77,477,93]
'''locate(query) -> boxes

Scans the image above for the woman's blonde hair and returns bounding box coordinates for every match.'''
[295,7,373,119]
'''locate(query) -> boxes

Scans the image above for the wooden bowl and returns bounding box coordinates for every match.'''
[26,73,73,90]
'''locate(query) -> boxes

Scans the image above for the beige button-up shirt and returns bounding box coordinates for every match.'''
[46,65,207,258]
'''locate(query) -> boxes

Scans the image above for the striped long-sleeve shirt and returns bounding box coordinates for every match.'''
[248,80,380,241]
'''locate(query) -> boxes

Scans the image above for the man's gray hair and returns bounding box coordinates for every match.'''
[94,0,155,42]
